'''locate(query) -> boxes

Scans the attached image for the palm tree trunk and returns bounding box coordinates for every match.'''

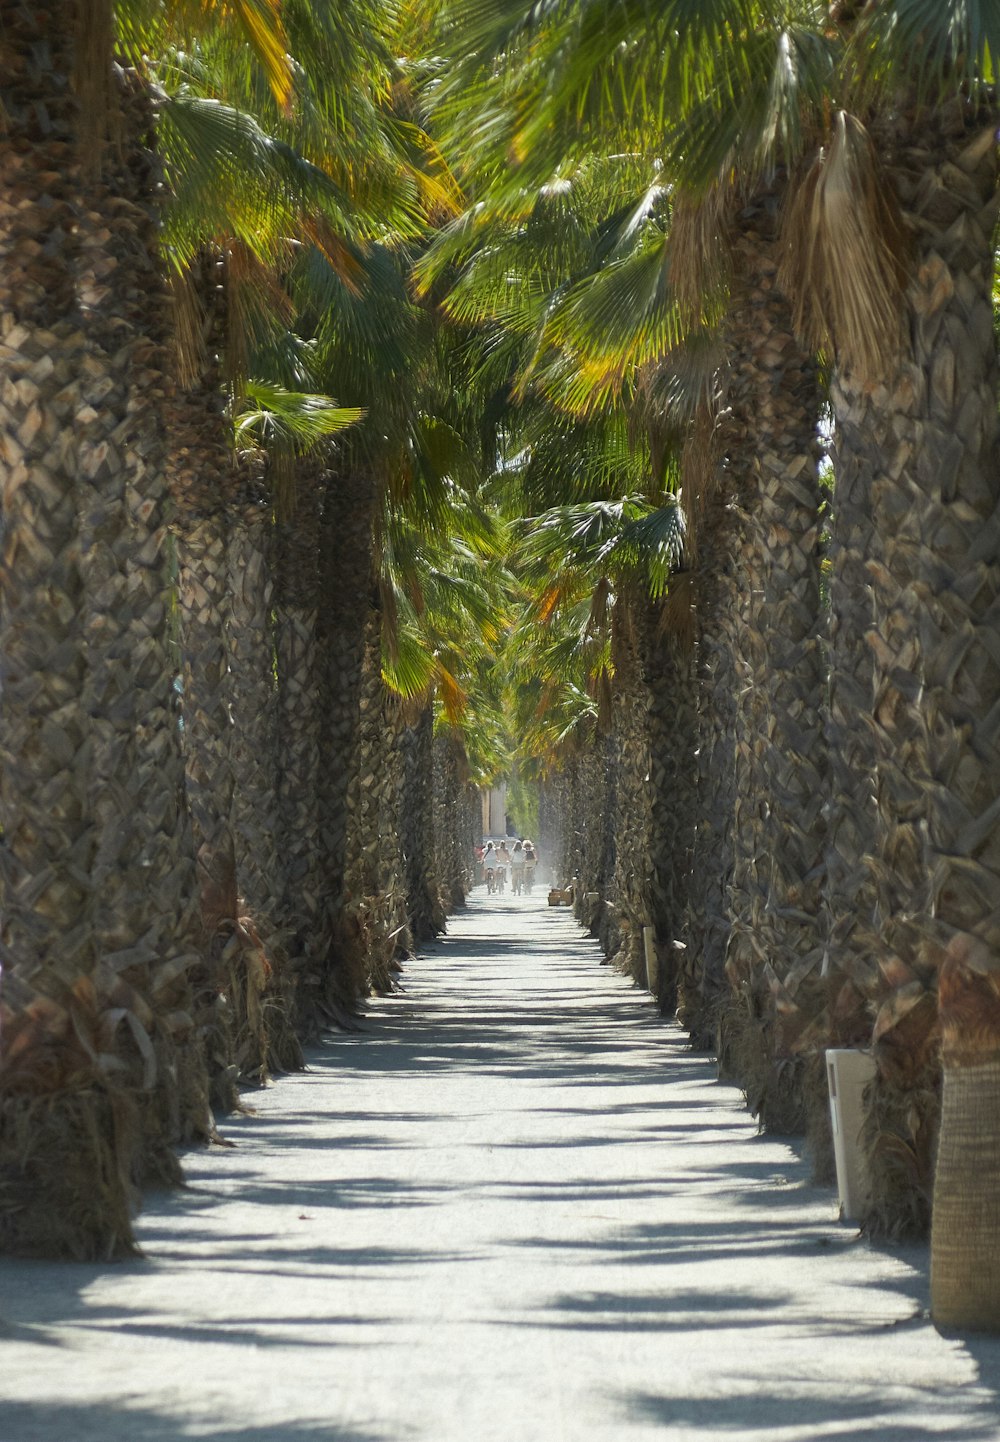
[432,728,473,909]
[538,776,565,893]
[644,602,697,1019]
[274,477,327,1035]
[715,185,826,1134]
[315,465,379,1013]
[930,953,1000,1330]
[686,482,747,1052]
[173,506,246,1107]
[76,63,212,1170]
[576,733,616,943]
[0,0,138,1257]
[167,242,290,1101]
[549,761,577,893]
[340,613,410,995]
[835,101,1000,1242]
[227,489,302,1074]
[606,600,653,984]
[809,379,883,1184]
[401,705,444,944]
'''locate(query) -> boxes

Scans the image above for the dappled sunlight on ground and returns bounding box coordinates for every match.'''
[1,893,998,1441]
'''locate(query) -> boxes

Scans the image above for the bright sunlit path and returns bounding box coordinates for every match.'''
[1,894,997,1442]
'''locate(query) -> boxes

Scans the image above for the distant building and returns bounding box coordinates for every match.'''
[481,784,507,839]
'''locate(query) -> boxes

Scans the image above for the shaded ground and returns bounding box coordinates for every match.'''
[1,894,999,1440]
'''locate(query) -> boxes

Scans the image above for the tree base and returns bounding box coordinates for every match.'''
[0,1083,139,1260]
[931,1059,1000,1332]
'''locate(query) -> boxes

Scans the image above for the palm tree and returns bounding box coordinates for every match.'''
[428,3,832,1131]
[433,725,479,909]
[0,0,425,1254]
[507,483,686,980]
[439,0,1000,1275]
[154,0,453,1043]
[379,446,502,943]
[0,0,136,1259]
[773,8,1000,1256]
[0,0,295,1256]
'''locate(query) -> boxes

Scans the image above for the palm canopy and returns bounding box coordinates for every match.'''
[419,157,709,426]
[117,1,295,110]
[116,0,461,453]
[428,0,1000,381]
[428,0,834,189]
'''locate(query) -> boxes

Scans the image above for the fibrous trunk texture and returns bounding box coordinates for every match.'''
[0,3,207,1257]
[0,0,126,1258]
[401,706,444,945]
[860,106,998,1245]
[227,493,301,1075]
[685,480,746,1051]
[717,185,825,1135]
[813,385,882,1182]
[76,64,210,1171]
[432,729,475,911]
[274,478,327,1036]
[565,736,614,941]
[930,957,1000,1331]
[645,609,697,1019]
[316,467,379,1014]
[605,601,654,987]
[174,508,244,1109]
[340,613,410,995]
[839,101,1000,1239]
[167,246,269,1110]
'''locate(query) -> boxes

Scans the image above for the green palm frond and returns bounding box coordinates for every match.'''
[613,501,687,599]
[849,0,1000,102]
[117,0,294,111]
[513,493,685,608]
[160,91,357,265]
[382,621,438,700]
[498,407,646,510]
[234,382,363,450]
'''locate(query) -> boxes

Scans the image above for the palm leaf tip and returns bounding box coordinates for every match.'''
[230,0,295,114]
[235,382,363,449]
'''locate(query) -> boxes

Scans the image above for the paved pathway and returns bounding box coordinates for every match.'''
[2,894,999,1441]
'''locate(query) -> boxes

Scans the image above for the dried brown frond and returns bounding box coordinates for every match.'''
[938,931,1000,1068]
[780,111,910,382]
[588,576,612,636]
[301,218,365,296]
[594,666,614,734]
[169,267,207,390]
[717,984,807,1133]
[637,330,725,454]
[225,242,293,396]
[669,188,732,326]
[0,1084,140,1259]
[860,986,939,1239]
[674,397,722,574]
[436,663,468,728]
[659,570,696,653]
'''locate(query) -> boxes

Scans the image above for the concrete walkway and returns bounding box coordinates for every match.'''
[2,894,999,1441]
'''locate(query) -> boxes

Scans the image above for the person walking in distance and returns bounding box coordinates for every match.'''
[510,840,525,895]
[523,840,537,894]
[482,840,497,894]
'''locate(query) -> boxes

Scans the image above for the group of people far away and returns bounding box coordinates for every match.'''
[479,838,538,895]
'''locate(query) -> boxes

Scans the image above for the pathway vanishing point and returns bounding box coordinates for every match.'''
[1,894,999,1441]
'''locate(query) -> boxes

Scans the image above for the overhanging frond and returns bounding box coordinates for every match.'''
[780,110,910,382]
